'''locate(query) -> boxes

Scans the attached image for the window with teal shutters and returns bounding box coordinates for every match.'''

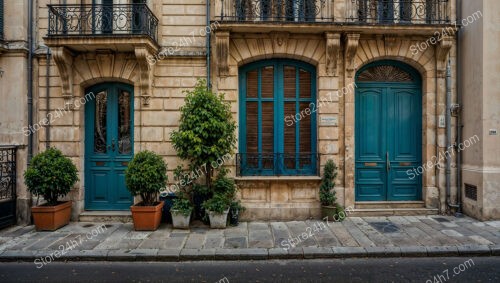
[238,59,317,176]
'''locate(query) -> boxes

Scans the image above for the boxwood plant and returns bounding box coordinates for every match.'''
[24,148,79,206]
[125,150,167,206]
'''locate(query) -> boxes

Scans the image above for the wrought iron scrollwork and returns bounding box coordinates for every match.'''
[0,147,16,201]
[47,4,159,42]
[347,0,449,24]
[220,0,330,22]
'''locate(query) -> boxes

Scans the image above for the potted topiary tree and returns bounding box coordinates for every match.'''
[24,148,78,231]
[125,150,167,231]
[212,168,244,226]
[320,159,345,221]
[170,79,237,221]
[202,193,231,229]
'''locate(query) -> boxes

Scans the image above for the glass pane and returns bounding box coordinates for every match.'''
[261,66,274,98]
[247,70,258,98]
[299,69,311,98]
[118,90,132,154]
[284,66,296,98]
[94,91,107,153]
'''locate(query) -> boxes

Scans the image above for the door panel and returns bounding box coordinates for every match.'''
[355,88,386,200]
[85,83,134,210]
[355,84,421,201]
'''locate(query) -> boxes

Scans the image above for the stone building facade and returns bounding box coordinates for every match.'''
[0,0,498,225]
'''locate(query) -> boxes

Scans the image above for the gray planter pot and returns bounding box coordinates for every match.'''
[171,209,192,229]
[207,208,229,229]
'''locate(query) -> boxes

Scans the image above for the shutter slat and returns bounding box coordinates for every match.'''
[261,66,274,98]
[284,66,296,98]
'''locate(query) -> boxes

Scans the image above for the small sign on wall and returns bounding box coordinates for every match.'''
[320,116,338,126]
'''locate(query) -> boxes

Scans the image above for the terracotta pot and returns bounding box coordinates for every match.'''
[130,201,164,231]
[321,205,337,222]
[171,209,192,229]
[31,201,72,231]
[207,208,229,229]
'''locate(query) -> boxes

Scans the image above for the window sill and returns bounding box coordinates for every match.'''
[234,176,321,181]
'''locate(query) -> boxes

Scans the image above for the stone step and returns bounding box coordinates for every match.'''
[79,211,132,223]
[355,201,426,209]
[348,208,439,217]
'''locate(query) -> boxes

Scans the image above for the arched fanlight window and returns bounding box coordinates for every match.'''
[357,64,415,82]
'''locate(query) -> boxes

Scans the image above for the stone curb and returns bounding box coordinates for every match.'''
[0,245,495,262]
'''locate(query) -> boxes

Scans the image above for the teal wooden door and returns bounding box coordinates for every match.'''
[355,61,422,201]
[85,83,134,210]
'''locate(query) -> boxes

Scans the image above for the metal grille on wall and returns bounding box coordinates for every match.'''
[0,146,17,229]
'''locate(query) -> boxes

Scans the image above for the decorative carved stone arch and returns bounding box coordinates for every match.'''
[51,46,156,108]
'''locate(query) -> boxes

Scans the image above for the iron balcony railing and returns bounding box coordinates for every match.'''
[346,0,450,24]
[216,0,334,22]
[215,0,449,24]
[236,153,320,176]
[47,4,159,42]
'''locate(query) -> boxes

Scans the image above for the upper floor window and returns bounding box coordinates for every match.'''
[238,59,318,176]
[236,0,318,22]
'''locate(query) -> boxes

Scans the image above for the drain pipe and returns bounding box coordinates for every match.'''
[206,0,211,88]
[27,0,34,163]
[454,0,464,216]
[445,60,459,214]
[45,47,51,149]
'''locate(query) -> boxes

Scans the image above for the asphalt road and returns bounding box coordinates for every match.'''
[0,257,499,283]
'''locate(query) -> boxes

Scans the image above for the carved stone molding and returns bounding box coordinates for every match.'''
[134,46,154,106]
[344,33,360,78]
[52,47,75,98]
[215,30,230,77]
[325,32,341,76]
[436,36,453,78]
[270,31,290,54]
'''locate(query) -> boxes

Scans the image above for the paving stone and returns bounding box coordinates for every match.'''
[224,237,247,248]
[270,222,292,247]
[425,246,459,256]
[204,236,224,249]
[485,221,500,228]
[342,220,376,247]
[364,246,402,257]
[94,225,131,250]
[124,231,152,240]
[184,234,206,249]
[248,230,274,248]
[285,221,317,247]
[162,234,188,249]
[180,248,215,260]
[157,249,181,261]
[468,235,494,245]
[268,247,289,259]
[107,249,136,261]
[400,245,427,257]
[441,229,464,237]
[303,247,334,259]
[247,222,270,231]
[457,244,491,256]
[26,233,70,250]
[328,222,359,247]
[1,226,35,237]
[332,247,367,258]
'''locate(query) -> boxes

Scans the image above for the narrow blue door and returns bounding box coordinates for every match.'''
[85,83,134,210]
[355,61,422,201]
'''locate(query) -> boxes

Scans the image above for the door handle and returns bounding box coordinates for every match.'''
[386,152,391,172]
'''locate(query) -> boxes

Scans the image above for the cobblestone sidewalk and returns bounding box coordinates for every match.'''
[1,215,499,261]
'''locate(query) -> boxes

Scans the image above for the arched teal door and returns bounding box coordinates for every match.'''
[355,61,422,201]
[85,83,134,210]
